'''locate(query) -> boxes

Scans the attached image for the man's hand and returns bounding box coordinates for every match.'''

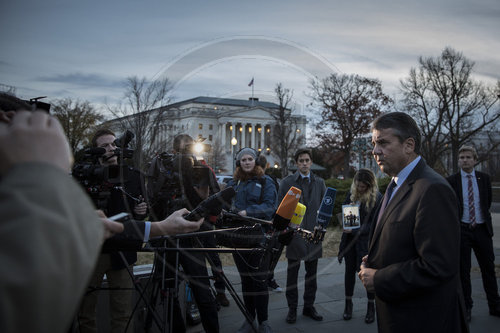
[150,208,203,237]
[96,210,125,240]
[134,201,148,216]
[358,255,377,293]
[0,110,73,175]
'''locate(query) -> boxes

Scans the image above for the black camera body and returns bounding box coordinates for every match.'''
[72,130,135,210]
[147,152,212,220]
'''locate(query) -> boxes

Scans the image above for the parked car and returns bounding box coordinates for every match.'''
[216,175,233,185]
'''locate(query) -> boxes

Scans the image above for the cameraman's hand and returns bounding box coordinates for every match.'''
[0,110,73,175]
[150,208,203,237]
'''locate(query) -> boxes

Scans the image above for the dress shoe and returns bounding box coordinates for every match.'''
[343,299,353,320]
[365,301,375,324]
[303,306,323,321]
[286,308,297,324]
[465,307,471,322]
[489,303,500,317]
[216,292,230,307]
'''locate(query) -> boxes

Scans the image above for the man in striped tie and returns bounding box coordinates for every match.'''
[447,145,500,322]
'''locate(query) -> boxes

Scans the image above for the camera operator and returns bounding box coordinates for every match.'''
[78,128,147,333]
[147,134,220,333]
[178,135,231,308]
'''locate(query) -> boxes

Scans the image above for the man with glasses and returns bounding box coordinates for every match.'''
[278,148,326,324]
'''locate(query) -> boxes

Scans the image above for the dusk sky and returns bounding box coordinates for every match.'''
[1,0,499,116]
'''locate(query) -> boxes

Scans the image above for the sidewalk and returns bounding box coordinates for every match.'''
[196,212,500,333]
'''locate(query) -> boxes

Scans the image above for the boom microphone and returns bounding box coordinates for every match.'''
[317,187,337,229]
[273,186,301,230]
[183,186,236,221]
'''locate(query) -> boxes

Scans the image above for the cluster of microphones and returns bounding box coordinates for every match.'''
[183,185,337,245]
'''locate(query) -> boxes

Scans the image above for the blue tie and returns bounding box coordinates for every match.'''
[376,179,397,229]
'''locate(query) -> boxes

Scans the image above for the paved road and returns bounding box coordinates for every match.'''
[188,212,500,332]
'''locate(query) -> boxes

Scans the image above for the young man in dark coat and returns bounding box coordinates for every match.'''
[278,148,326,324]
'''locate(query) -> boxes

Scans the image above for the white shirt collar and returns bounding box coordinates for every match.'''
[394,155,421,188]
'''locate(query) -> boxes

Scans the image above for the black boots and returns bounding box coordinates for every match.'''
[343,299,353,320]
[365,301,375,324]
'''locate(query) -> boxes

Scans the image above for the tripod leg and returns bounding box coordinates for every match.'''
[193,237,258,333]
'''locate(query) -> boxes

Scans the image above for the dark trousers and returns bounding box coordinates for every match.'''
[267,240,284,283]
[233,250,271,324]
[286,258,318,309]
[460,223,500,309]
[344,240,374,300]
[179,248,219,333]
[201,234,226,294]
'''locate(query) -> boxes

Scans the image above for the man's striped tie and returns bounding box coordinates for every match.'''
[467,174,476,228]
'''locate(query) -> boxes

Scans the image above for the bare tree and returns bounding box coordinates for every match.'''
[270,82,305,177]
[51,98,104,153]
[310,73,393,177]
[400,47,500,173]
[206,137,227,174]
[106,76,172,169]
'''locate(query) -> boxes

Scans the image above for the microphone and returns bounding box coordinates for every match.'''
[316,187,337,229]
[290,203,306,229]
[273,186,301,230]
[183,186,236,221]
[84,147,106,156]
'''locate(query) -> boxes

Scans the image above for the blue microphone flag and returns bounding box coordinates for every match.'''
[317,187,337,228]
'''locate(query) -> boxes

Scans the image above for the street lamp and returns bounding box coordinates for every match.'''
[231,137,238,173]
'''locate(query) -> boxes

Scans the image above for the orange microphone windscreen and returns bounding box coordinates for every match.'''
[273,186,302,230]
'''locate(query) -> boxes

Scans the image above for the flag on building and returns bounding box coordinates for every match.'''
[248,78,254,87]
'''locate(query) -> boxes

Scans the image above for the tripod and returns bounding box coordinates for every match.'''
[138,227,265,333]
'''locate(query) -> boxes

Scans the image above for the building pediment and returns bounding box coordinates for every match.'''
[222,107,275,120]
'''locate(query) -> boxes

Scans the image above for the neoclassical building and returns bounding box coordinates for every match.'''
[123,96,307,173]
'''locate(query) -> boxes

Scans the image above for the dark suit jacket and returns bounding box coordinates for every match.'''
[446,170,493,237]
[102,220,146,252]
[367,159,468,333]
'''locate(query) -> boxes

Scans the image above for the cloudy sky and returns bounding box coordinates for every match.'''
[1,0,499,115]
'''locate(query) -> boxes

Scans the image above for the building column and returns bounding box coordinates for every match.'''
[220,123,226,150]
[231,123,236,150]
[241,123,246,148]
[260,124,265,150]
[251,123,256,149]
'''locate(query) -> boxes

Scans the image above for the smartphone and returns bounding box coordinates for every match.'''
[108,212,130,223]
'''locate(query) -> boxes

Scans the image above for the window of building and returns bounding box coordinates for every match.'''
[209,135,213,141]
[209,124,213,130]
[199,123,203,130]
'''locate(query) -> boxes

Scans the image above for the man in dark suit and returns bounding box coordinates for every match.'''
[358,112,468,333]
[447,145,500,321]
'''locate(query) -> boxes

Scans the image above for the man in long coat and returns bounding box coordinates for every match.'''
[279,148,326,324]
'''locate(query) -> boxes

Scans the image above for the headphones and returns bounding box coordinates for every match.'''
[235,147,260,167]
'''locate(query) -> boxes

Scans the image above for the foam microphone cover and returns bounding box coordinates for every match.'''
[317,187,337,229]
[184,186,236,221]
[85,147,106,156]
[290,203,306,229]
[273,186,301,230]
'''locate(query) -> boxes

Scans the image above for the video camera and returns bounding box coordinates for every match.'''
[72,130,135,209]
[147,151,212,220]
